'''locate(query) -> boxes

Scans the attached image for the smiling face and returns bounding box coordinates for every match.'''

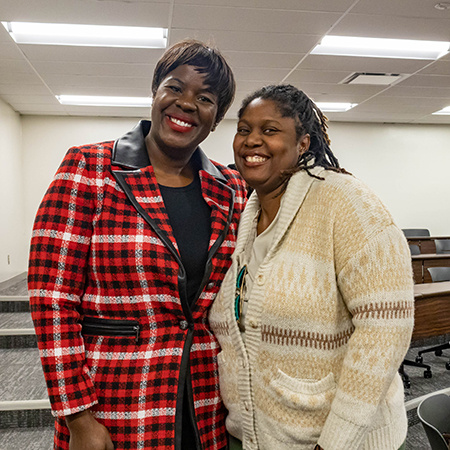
[233,98,310,197]
[147,64,219,162]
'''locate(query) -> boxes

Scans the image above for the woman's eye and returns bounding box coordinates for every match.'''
[237,128,250,135]
[198,95,214,104]
[264,128,278,134]
[168,85,181,93]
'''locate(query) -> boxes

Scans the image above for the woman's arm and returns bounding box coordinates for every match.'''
[318,224,414,449]
[29,146,99,416]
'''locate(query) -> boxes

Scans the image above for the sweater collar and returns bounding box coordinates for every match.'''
[235,166,325,256]
[112,119,226,182]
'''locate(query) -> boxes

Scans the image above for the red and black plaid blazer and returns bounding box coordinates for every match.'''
[28,121,246,450]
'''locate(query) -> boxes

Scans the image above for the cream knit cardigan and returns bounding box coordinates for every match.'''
[209,167,414,450]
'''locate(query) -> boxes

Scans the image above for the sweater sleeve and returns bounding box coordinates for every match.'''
[28,146,98,417]
[318,223,414,449]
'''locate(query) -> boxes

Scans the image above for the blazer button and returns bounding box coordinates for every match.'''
[179,320,188,330]
[207,282,215,289]
[248,319,258,329]
[256,274,265,285]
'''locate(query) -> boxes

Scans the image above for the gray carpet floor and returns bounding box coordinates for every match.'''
[1,273,449,449]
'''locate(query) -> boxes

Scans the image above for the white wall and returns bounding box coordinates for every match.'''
[22,115,138,234]
[328,122,450,235]
[17,115,450,278]
[0,98,26,282]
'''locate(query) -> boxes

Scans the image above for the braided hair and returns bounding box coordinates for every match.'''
[238,84,350,182]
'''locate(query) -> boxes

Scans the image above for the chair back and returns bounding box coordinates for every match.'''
[417,394,450,450]
[409,244,421,255]
[402,228,431,237]
[428,267,450,282]
[436,239,450,254]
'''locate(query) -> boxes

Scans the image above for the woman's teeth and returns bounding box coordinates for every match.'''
[169,117,193,128]
[245,155,267,163]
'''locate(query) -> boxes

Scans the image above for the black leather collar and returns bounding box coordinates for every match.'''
[112,120,226,182]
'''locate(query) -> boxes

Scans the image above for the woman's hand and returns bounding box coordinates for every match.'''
[66,410,114,450]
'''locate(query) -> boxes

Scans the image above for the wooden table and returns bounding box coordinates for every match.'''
[413,281,450,340]
[407,236,450,254]
[411,253,450,283]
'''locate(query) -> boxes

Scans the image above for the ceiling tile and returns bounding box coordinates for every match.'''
[0,0,172,27]
[299,54,432,75]
[419,59,450,75]
[1,94,60,105]
[379,85,450,98]
[277,81,385,98]
[224,51,304,69]
[398,74,450,88]
[0,43,25,60]
[45,74,152,91]
[31,61,155,78]
[169,29,321,53]
[0,84,51,95]
[20,45,165,64]
[0,72,44,85]
[233,67,292,82]
[172,5,342,34]
[173,0,357,12]
[333,13,450,41]
[284,69,356,84]
[0,59,34,74]
[350,0,450,20]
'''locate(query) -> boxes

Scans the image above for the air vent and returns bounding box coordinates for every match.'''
[341,72,404,85]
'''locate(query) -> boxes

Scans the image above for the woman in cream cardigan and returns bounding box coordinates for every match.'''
[209,84,414,450]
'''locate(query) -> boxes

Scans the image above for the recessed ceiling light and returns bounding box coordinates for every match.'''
[315,102,357,112]
[311,35,449,60]
[432,106,450,115]
[2,22,167,48]
[57,95,152,107]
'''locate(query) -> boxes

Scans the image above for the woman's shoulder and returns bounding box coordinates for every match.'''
[306,169,395,228]
[66,140,115,162]
[209,160,246,191]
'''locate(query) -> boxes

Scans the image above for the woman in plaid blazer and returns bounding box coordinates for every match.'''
[28,40,246,450]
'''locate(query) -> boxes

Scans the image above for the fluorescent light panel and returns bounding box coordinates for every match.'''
[315,102,357,112]
[2,21,167,48]
[312,35,449,60]
[57,95,152,107]
[432,106,450,115]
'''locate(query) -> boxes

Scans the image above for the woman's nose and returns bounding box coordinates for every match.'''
[244,131,263,147]
[175,92,196,111]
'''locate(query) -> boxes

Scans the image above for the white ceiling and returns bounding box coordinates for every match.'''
[1,0,450,123]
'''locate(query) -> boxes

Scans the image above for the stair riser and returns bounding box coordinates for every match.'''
[0,335,37,349]
[0,409,53,429]
[0,302,30,313]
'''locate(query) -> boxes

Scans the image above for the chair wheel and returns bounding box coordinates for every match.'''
[424,370,432,378]
[415,356,423,364]
[435,350,443,356]
[446,362,450,370]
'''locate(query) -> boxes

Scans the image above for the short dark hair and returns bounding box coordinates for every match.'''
[152,39,236,127]
[238,84,350,181]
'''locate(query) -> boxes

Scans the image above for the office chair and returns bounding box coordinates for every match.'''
[436,239,450,254]
[428,267,450,282]
[409,244,420,255]
[402,228,431,237]
[415,267,450,370]
[417,393,450,450]
[399,358,432,389]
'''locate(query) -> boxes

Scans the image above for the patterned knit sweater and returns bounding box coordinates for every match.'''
[209,167,414,450]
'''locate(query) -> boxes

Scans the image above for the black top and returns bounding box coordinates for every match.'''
[159,175,211,307]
